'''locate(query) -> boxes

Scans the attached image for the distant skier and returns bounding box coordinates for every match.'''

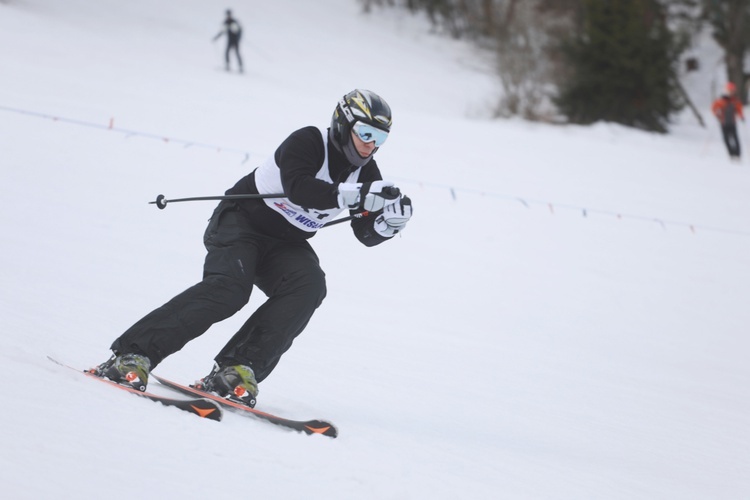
[711,82,745,161]
[213,9,243,72]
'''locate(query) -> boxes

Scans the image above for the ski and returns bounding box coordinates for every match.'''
[152,374,338,438]
[47,356,223,421]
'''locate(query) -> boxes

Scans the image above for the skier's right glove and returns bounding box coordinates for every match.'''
[337,180,401,212]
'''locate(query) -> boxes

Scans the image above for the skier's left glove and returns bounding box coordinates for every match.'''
[374,195,412,237]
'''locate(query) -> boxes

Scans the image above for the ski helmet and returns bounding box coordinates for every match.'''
[330,89,392,167]
[726,82,736,94]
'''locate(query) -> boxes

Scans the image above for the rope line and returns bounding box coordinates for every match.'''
[387,177,750,238]
[3,104,749,238]
[0,104,258,163]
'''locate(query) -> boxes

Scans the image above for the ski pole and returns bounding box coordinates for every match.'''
[323,210,371,227]
[149,192,373,228]
[150,193,285,210]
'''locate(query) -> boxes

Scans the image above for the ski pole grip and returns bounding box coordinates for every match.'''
[382,186,400,199]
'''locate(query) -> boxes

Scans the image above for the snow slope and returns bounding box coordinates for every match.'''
[1,1,749,499]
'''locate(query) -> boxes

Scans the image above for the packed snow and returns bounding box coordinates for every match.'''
[1,1,748,498]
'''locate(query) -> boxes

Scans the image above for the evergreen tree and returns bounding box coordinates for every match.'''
[555,0,683,132]
[702,0,750,104]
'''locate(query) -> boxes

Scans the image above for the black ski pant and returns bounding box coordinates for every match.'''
[111,202,326,382]
[721,124,741,158]
[225,40,243,71]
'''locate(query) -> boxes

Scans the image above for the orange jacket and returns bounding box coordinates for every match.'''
[712,95,744,125]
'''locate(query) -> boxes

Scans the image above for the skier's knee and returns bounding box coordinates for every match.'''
[203,274,252,313]
[277,267,326,307]
[303,267,327,308]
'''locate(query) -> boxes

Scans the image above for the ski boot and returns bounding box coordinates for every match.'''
[194,363,258,408]
[92,353,151,392]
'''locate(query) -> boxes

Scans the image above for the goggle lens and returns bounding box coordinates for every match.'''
[352,121,389,147]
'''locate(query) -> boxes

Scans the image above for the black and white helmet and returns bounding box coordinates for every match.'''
[330,89,392,167]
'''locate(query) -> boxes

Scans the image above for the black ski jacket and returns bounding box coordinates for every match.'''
[221,18,242,44]
[227,126,391,246]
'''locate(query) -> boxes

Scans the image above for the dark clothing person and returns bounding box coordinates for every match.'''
[712,82,745,160]
[719,122,741,158]
[214,10,243,72]
[93,90,413,409]
[112,127,389,379]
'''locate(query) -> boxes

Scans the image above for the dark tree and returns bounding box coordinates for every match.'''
[702,0,750,103]
[555,0,683,132]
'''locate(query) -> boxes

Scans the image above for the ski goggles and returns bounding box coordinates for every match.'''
[352,121,389,147]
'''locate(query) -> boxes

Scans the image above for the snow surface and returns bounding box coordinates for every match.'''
[1,1,749,499]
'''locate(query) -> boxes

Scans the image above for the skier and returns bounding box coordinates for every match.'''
[213,9,243,72]
[711,82,745,161]
[93,90,412,408]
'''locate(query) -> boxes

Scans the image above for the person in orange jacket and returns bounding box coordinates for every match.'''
[711,82,745,160]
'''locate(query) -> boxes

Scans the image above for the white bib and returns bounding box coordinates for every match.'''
[254,128,361,232]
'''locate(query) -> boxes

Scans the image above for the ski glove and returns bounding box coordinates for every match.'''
[338,181,401,212]
[374,195,413,237]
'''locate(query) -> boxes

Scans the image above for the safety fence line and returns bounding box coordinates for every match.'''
[3,103,750,239]
[0,104,259,164]
[388,177,750,238]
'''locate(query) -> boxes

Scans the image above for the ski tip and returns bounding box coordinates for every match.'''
[189,401,224,421]
[303,421,338,438]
